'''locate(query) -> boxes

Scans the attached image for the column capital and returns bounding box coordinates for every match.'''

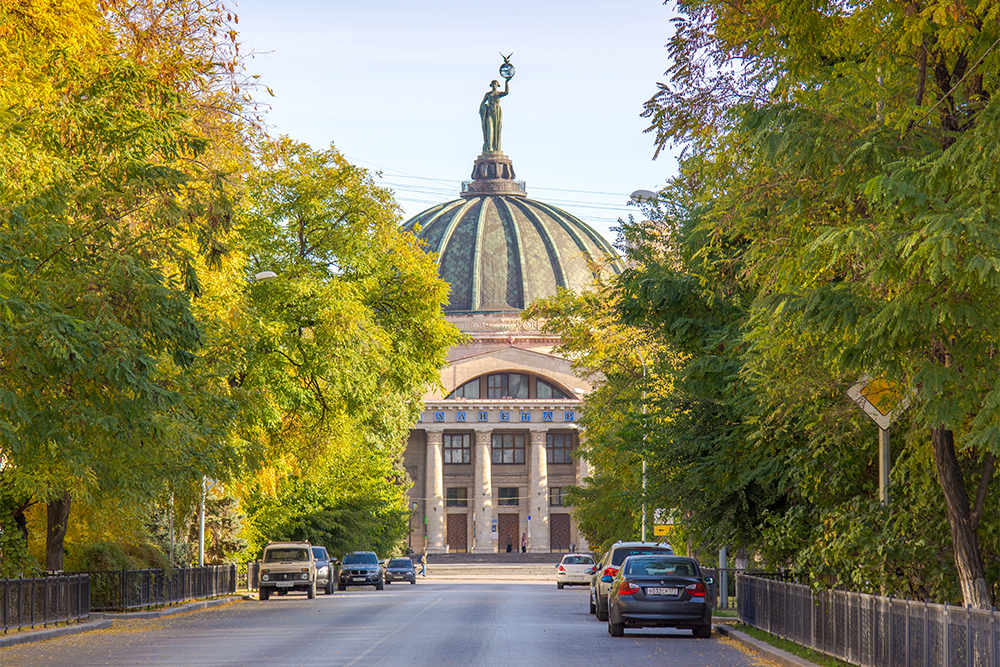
[426,430,443,445]
[530,430,547,446]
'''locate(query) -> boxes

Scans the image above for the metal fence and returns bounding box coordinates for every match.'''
[738,573,1000,667]
[1,574,90,634]
[88,565,236,612]
[703,568,793,610]
[237,562,260,591]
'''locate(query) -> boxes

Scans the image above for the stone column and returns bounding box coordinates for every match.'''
[528,430,550,552]
[574,429,590,552]
[472,430,494,553]
[425,431,446,554]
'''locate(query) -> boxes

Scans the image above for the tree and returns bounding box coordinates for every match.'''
[644,0,1000,607]
[0,0,249,571]
[232,137,460,554]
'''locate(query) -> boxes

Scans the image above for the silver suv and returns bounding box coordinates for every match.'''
[590,541,674,621]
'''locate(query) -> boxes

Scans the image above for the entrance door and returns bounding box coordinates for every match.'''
[550,514,571,552]
[447,514,468,553]
[498,514,519,553]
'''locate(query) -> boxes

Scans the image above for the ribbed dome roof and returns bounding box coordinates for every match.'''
[402,187,622,314]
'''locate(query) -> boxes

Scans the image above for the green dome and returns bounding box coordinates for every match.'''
[402,179,621,315]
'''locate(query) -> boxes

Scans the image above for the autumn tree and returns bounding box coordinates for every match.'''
[644,0,1000,607]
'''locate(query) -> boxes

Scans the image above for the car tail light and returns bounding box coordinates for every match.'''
[558,565,566,572]
[603,567,619,578]
[618,581,639,596]
[686,582,707,597]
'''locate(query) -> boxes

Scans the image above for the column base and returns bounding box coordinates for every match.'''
[472,545,496,554]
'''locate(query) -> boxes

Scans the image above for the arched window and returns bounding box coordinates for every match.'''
[537,379,568,399]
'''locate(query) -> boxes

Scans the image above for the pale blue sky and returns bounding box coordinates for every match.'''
[234,0,678,243]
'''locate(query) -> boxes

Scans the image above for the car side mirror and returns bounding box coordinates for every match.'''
[601,575,613,583]
[704,577,715,586]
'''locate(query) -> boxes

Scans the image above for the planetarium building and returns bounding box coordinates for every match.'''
[402,75,622,554]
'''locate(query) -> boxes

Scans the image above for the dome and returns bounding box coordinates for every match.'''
[402,152,622,315]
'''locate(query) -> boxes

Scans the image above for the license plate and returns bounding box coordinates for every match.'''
[352,577,366,581]
[647,587,679,596]
[275,582,293,588]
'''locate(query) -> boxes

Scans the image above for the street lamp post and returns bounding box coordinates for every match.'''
[638,350,648,543]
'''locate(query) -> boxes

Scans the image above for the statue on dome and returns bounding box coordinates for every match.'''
[480,54,514,153]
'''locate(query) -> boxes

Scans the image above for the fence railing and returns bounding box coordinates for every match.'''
[703,568,794,610]
[237,562,260,591]
[88,565,236,612]
[738,573,1000,667]
[1,574,90,634]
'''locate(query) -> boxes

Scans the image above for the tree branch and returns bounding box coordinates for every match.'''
[970,452,995,531]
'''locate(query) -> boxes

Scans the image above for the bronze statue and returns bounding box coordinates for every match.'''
[479,78,509,153]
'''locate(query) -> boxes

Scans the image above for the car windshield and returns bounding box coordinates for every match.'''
[626,558,695,577]
[344,553,378,564]
[562,556,594,565]
[311,548,326,559]
[388,559,412,568]
[611,547,672,566]
[264,548,310,562]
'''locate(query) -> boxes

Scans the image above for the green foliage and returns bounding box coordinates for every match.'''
[65,540,170,572]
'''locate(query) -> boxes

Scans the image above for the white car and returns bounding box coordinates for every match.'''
[556,553,596,589]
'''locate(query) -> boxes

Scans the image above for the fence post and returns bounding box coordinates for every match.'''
[945,602,951,667]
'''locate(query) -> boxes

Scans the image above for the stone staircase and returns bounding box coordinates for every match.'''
[416,552,594,580]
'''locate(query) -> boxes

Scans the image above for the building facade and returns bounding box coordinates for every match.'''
[400,89,621,553]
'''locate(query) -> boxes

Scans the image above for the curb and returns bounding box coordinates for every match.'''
[101,595,243,620]
[0,619,114,648]
[0,596,243,648]
[715,624,823,667]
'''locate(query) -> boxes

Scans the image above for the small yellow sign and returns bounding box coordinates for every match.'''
[860,379,901,416]
[653,524,673,536]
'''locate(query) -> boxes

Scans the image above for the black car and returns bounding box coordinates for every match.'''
[605,554,714,638]
[590,541,675,621]
[384,558,417,584]
[338,551,383,590]
[311,545,336,595]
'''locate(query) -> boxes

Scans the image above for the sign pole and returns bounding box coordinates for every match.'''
[879,427,890,505]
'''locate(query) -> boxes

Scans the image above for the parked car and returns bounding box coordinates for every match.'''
[258,541,317,601]
[311,545,336,595]
[556,553,595,589]
[384,558,417,584]
[338,551,384,590]
[590,541,674,621]
[605,554,713,638]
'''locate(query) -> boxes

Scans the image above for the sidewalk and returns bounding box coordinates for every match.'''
[0,595,242,649]
[715,624,823,667]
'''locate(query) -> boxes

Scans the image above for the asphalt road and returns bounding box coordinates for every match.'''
[1,581,764,667]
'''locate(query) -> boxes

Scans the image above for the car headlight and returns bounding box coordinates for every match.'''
[301,573,309,580]
[261,574,269,581]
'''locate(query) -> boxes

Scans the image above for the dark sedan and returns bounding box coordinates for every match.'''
[604,555,714,638]
[384,558,417,584]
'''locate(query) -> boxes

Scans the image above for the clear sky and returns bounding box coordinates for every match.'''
[234,0,679,244]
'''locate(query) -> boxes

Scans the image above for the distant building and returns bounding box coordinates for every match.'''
[402,140,622,554]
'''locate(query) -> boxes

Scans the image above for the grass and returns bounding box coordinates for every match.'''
[730,623,854,667]
[713,608,738,618]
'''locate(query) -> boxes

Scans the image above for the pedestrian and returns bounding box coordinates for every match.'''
[417,552,426,576]
[520,532,526,553]
[506,533,513,553]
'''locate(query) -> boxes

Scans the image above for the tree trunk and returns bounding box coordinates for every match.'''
[45,493,72,572]
[931,426,992,608]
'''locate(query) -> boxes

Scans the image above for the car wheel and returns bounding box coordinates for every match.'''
[259,588,270,601]
[307,582,316,599]
[376,579,384,591]
[608,619,625,637]
[694,624,712,639]
[589,598,596,614]
[385,579,391,585]
[596,599,608,622]
[410,578,416,584]
[557,582,564,590]
[325,578,334,595]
